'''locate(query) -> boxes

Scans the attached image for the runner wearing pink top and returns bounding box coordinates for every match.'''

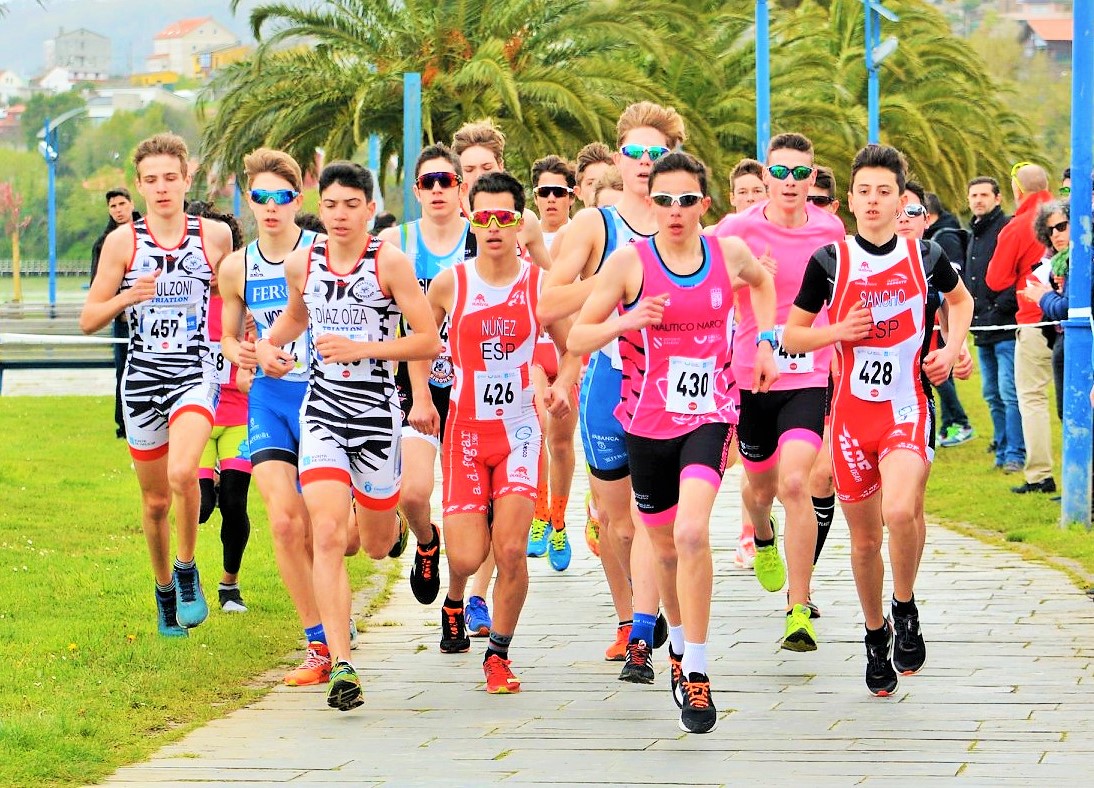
[706,132,844,653]
[570,152,777,734]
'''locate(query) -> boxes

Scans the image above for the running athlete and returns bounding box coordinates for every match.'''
[258,161,442,710]
[81,133,234,637]
[706,133,845,652]
[426,171,574,693]
[539,101,682,678]
[569,152,778,734]
[783,144,973,697]
[219,149,335,685]
[378,144,473,609]
[526,154,579,570]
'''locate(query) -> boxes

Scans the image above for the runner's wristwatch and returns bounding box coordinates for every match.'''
[755,330,777,350]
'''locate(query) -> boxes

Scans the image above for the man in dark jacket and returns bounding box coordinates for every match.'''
[925,192,968,266]
[963,176,1024,473]
[90,187,138,439]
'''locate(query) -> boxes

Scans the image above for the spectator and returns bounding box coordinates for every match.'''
[90,187,138,439]
[1021,199,1070,419]
[964,176,1023,472]
[372,211,397,233]
[986,163,1055,494]
[1060,167,1070,197]
[295,212,325,233]
[924,192,968,265]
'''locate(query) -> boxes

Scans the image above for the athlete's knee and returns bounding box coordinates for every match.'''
[777,468,810,503]
[746,473,778,504]
[445,545,485,581]
[141,490,171,522]
[673,515,710,555]
[881,503,917,533]
[166,463,200,495]
[548,431,574,461]
[849,527,884,558]
[310,516,348,556]
[269,509,307,550]
[398,480,432,520]
[492,537,527,575]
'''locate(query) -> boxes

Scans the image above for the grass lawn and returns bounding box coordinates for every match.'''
[1,275,90,305]
[0,396,384,787]
[926,364,1094,585]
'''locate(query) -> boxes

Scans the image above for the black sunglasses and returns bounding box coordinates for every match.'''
[534,185,574,199]
[806,195,835,206]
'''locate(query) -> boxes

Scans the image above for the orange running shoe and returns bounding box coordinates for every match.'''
[605,623,632,661]
[483,653,521,694]
[284,641,332,686]
[584,492,600,557]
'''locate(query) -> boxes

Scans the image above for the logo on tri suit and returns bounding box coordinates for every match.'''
[710,287,723,310]
[512,466,530,482]
[515,425,533,441]
[348,277,380,302]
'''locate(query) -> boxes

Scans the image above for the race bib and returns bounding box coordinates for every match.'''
[208,341,232,384]
[850,346,900,402]
[474,369,521,420]
[667,356,715,415]
[774,324,814,374]
[318,330,373,382]
[140,306,192,353]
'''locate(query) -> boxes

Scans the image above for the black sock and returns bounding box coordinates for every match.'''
[444,596,463,609]
[173,556,195,572]
[155,580,175,596]
[486,631,513,662]
[812,494,836,528]
[618,619,633,630]
[892,595,917,616]
[865,624,890,645]
[754,532,775,548]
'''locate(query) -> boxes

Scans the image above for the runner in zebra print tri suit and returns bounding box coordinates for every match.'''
[81,133,234,639]
[257,161,441,711]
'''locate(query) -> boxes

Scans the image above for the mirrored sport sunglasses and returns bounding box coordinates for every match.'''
[767,164,814,181]
[416,171,462,190]
[534,185,574,198]
[469,209,522,228]
[619,144,671,162]
[903,203,928,218]
[250,188,299,205]
[806,195,835,206]
[650,192,704,208]
[1059,186,1071,196]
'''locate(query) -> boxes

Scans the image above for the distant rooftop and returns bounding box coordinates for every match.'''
[1024,16,1073,42]
[155,17,214,41]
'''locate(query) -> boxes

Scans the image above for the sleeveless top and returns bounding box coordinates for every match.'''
[245,229,317,383]
[122,215,213,378]
[448,258,541,430]
[615,237,737,438]
[206,294,247,426]
[596,206,654,370]
[303,235,401,410]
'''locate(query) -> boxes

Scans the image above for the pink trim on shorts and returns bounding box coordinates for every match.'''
[639,505,677,528]
[219,457,253,474]
[681,464,721,489]
[198,468,216,480]
[778,428,823,451]
[740,453,779,474]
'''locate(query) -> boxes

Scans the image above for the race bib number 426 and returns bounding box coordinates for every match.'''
[474,369,520,420]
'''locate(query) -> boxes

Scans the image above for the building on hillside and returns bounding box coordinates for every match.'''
[999,1,1073,16]
[34,67,74,94]
[0,70,29,104]
[193,43,252,78]
[0,103,26,145]
[1018,16,1073,61]
[44,28,111,81]
[85,86,193,122]
[147,17,238,76]
[130,70,182,88]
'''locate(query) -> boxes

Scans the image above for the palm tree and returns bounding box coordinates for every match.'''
[200,0,698,189]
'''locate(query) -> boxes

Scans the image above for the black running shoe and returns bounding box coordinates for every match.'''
[439,604,470,653]
[679,672,717,734]
[388,508,410,558]
[653,611,668,649]
[668,645,684,708]
[410,524,441,605]
[618,639,655,684]
[865,620,898,697]
[218,586,247,613]
[891,604,926,675]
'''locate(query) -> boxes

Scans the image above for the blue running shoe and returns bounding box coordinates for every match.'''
[527,518,550,557]
[155,588,188,638]
[547,526,572,571]
[174,563,209,628]
[466,595,491,637]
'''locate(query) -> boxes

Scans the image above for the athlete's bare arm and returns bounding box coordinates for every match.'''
[257,246,310,377]
[782,303,873,355]
[80,225,149,334]
[201,217,235,273]
[376,226,400,245]
[519,211,552,271]
[922,280,973,385]
[722,236,779,393]
[538,207,606,324]
[542,318,578,419]
[425,267,454,327]
[218,249,254,369]
[567,245,652,355]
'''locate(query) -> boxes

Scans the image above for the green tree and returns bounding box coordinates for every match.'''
[20,90,85,154]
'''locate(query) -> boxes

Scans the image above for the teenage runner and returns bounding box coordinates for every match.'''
[570,151,778,733]
[706,133,845,652]
[426,171,574,692]
[81,133,233,637]
[783,144,973,697]
[257,161,441,710]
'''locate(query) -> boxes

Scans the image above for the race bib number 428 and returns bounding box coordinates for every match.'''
[850,346,900,402]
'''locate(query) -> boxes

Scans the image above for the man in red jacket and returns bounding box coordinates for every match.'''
[985,163,1055,494]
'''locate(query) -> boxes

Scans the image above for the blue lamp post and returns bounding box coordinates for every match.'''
[863,1,899,144]
[402,72,422,222]
[755,0,771,160]
[36,106,86,314]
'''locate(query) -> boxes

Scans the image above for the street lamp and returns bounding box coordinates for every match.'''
[756,0,771,161]
[863,1,899,144]
[36,106,86,313]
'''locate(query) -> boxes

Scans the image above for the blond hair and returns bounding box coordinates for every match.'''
[575,142,613,180]
[452,119,506,163]
[133,133,189,176]
[615,102,686,150]
[244,148,303,193]
[593,166,623,199]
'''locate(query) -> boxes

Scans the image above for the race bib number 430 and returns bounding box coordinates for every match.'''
[850,346,900,402]
[667,356,715,414]
[474,369,520,420]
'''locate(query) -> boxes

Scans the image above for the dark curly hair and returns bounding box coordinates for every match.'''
[1033,198,1070,250]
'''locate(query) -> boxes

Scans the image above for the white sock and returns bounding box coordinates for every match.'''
[682,641,707,677]
[668,625,685,655]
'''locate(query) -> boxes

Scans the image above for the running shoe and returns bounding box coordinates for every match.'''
[781,603,818,652]
[387,508,410,559]
[349,618,359,650]
[679,672,717,734]
[618,639,655,684]
[734,522,756,568]
[605,623,632,661]
[155,589,188,638]
[753,514,786,593]
[527,518,550,557]
[285,641,332,686]
[668,645,684,708]
[939,424,975,447]
[547,526,572,571]
[653,611,669,649]
[440,605,471,653]
[174,564,209,628]
[891,603,927,675]
[584,492,600,557]
[326,660,364,711]
[218,586,247,613]
[787,590,821,618]
[865,620,898,697]
[465,595,492,637]
[483,653,521,694]
[409,523,441,605]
